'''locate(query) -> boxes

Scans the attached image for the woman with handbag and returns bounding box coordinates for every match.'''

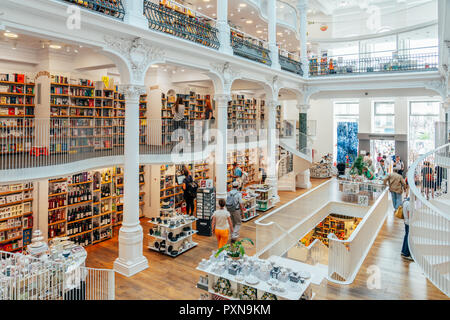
[182,167,197,216]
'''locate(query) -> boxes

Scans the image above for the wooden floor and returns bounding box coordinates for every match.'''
[85,178,448,300]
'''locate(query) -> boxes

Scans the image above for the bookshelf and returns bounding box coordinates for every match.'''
[299,214,362,247]
[226,148,260,191]
[46,165,146,246]
[0,182,34,253]
[227,95,258,132]
[0,73,35,156]
[152,161,210,216]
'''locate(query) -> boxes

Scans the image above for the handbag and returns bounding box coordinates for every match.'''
[395,205,404,219]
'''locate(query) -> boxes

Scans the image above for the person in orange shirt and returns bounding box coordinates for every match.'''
[211,199,234,248]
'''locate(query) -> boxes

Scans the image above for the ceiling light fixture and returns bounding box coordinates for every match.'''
[4,32,18,39]
[49,44,62,49]
[246,20,253,24]
[239,3,247,7]
[150,65,158,68]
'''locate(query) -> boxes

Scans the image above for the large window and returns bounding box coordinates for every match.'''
[409,101,441,164]
[333,102,359,165]
[373,101,395,133]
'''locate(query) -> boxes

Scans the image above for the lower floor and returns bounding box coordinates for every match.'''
[85,178,447,300]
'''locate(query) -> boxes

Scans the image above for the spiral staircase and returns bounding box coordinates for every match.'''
[407,143,450,298]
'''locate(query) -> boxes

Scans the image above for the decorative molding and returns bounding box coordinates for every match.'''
[424,78,448,99]
[300,85,321,103]
[34,71,50,81]
[210,62,241,93]
[104,36,165,83]
[213,93,232,105]
[119,84,146,99]
[296,104,310,113]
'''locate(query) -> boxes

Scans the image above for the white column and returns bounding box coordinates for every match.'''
[296,103,312,189]
[114,84,149,277]
[443,97,450,144]
[268,0,281,70]
[267,100,279,200]
[217,0,233,55]
[297,0,309,77]
[214,93,231,199]
[123,0,148,29]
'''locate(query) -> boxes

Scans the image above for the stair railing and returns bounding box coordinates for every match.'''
[407,142,450,297]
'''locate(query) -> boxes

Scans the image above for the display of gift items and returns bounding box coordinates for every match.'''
[0,182,34,253]
[336,155,386,205]
[247,184,277,212]
[310,153,335,178]
[148,214,198,257]
[197,245,313,300]
[240,192,258,222]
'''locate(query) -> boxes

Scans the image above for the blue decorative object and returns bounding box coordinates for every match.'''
[337,122,359,165]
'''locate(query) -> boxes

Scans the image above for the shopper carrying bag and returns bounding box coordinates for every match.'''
[226,181,245,240]
[211,199,233,249]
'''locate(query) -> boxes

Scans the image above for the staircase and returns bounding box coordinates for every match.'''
[407,143,450,297]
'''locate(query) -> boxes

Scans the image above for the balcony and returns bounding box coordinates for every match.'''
[230,30,272,66]
[143,0,220,49]
[279,51,303,75]
[309,47,439,77]
[59,0,125,20]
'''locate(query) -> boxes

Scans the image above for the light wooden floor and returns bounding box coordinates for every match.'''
[85,178,448,300]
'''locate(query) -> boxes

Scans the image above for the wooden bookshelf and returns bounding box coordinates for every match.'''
[0,73,35,156]
[0,182,34,252]
[227,148,260,190]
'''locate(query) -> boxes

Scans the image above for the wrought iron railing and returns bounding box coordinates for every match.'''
[309,46,439,76]
[279,54,303,75]
[143,0,220,49]
[59,0,125,20]
[230,29,272,66]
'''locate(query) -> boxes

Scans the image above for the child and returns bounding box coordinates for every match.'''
[212,199,234,249]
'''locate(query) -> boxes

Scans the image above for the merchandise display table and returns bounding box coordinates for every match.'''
[196,253,313,300]
[248,185,277,212]
[148,214,198,257]
[241,194,258,222]
[310,154,333,178]
[337,176,385,205]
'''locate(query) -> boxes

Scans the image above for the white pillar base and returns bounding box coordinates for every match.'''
[296,169,312,189]
[266,175,279,202]
[113,225,148,277]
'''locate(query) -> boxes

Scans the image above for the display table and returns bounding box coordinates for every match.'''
[337,176,385,205]
[196,252,313,300]
[241,194,258,222]
[148,214,198,257]
[248,185,277,212]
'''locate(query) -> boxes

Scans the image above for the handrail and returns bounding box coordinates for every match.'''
[58,0,125,20]
[407,142,450,220]
[327,187,389,244]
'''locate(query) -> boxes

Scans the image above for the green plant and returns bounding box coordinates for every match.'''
[214,238,254,258]
[350,155,366,175]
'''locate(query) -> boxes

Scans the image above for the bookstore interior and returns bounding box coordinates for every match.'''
[0,0,449,303]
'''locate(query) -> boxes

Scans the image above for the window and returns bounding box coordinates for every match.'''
[409,101,441,164]
[333,102,359,165]
[373,102,395,133]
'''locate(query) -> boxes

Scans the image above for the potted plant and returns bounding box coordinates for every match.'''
[214,238,254,260]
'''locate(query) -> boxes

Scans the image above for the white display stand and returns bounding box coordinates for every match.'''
[196,254,314,300]
[148,215,198,257]
[241,195,258,222]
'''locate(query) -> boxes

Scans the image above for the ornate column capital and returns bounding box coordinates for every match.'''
[119,84,146,100]
[214,93,232,106]
[296,0,309,12]
[210,62,241,93]
[267,99,279,110]
[297,104,310,113]
[104,36,165,83]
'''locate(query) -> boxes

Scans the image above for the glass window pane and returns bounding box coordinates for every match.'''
[373,115,395,133]
[334,103,359,115]
[410,101,440,115]
[374,102,395,115]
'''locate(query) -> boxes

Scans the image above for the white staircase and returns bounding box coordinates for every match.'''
[407,144,450,297]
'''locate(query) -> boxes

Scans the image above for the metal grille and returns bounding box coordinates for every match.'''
[143,0,220,49]
[59,0,125,20]
[279,55,303,76]
[230,33,272,66]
